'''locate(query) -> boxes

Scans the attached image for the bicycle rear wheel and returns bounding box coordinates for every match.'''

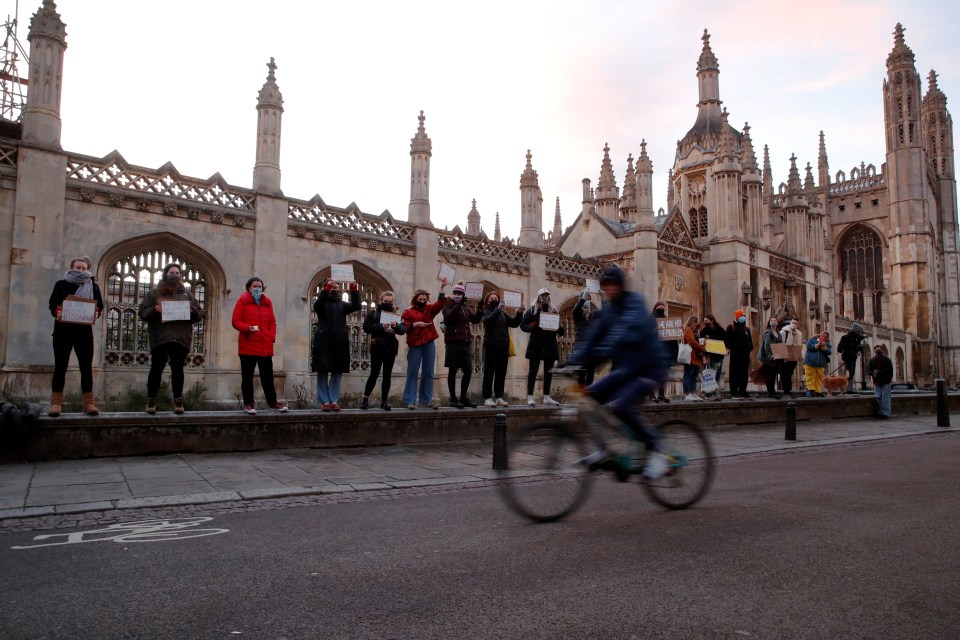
[642,419,714,510]
[497,422,595,523]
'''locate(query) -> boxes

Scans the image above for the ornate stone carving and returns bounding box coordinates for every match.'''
[163,203,177,216]
[186,209,201,220]
[294,226,307,238]
[108,194,124,207]
[79,189,95,202]
[233,215,245,228]
[210,212,223,224]
[135,198,150,212]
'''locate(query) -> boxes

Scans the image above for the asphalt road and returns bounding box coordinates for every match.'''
[1,434,958,640]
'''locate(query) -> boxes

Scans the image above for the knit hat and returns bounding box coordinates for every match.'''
[734,309,745,321]
[851,322,864,334]
[599,264,625,286]
[537,287,550,298]
[452,281,466,295]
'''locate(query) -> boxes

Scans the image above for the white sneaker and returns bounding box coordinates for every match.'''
[527,395,536,406]
[643,452,669,479]
[495,397,509,406]
[484,398,496,407]
[542,395,560,406]
[243,404,257,415]
[684,394,698,402]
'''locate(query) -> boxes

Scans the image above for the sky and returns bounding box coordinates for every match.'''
[14,0,959,241]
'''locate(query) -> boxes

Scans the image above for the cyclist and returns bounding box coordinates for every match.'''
[569,265,670,479]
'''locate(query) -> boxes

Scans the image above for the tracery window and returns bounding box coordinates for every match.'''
[838,226,884,321]
[895,347,905,382]
[103,250,207,368]
[688,206,708,238]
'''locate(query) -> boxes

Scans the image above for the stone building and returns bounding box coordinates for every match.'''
[0,2,957,406]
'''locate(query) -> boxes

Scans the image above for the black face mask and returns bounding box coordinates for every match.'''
[165,274,181,284]
[540,301,550,311]
[380,302,394,311]
[654,308,665,317]
[415,300,427,309]
[488,300,499,309]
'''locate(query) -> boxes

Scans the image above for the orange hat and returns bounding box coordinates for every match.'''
[734,309,745,320]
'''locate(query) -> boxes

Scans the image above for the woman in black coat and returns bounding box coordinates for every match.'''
[480,291,523,406]
[520,288,565,406]
[312,278,361,411]
[47,255,104,417]
[360,290,406,410]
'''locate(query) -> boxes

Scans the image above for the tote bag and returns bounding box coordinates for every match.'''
[677,342,692,365]
[701,368,718,394]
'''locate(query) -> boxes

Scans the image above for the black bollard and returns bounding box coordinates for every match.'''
[937,379,950,428]
[785,402,797,441]
[492,413,508,470]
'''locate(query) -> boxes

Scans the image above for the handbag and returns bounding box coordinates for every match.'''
[677,342,692,365]
[701,368,718,394]
[508,334,517,358]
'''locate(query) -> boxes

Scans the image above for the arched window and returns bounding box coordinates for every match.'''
[102,248,210,368]
[308,262,393,372]
[895,346,905,381]
[838,226,885,321]
[557,296,580,365]
[688,208,700,238]
[698,206,708,238]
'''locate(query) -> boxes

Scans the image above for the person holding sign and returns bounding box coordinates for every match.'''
[681,316,708,401]
[138,263,203,415]
[311,278,361,411]
[778,318,804,398]
[758,316,783,399]
[442,281,483,408]
[572,289,601,386]
[47,256,104,417]
[520,287,565,406]
[360,290,407,410]
[480,291,523,406]
[232,277,287,415]
[725,310,754,399]
[401,281,447,409]
[650,301,677,403]
[698,314,727,400]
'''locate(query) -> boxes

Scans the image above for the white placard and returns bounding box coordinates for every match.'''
[379,311,402,327]
[330,263,355,283]
[438,262,456,284]
[465,282,484,300]
[585,278,601,293]
[161,299,192,323]
[539,312,560,331]
[60,295,97,325]
[502,290,523,308]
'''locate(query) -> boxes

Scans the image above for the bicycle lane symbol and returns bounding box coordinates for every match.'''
[11,517,230,549]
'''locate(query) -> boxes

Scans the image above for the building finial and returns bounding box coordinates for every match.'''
[698,28,718,70]
[267,57,277,81]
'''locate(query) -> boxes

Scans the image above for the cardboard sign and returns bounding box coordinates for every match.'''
[585,278,601,293]
[60,295,97,325]
[379,311,402,327]
[502,290,523,308]
[465,282,484,301]
[438,262,456,285]
[330,263,355,283]
[772,343,804,361]
[705,338,727,355]
[539,312,560,331]
[160,299,192,323]
[656,317,684,341]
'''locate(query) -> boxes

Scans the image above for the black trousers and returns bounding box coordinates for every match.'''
[527,358,556,396]
[729,355,750,397]
[363,348,396,400]
[760,362,780,395]
[240,354,278,405]
[482,346,510,399]
[147,342,189,398]
[446,343,473,399]
[52,327,95,393]
[780,361,798,394]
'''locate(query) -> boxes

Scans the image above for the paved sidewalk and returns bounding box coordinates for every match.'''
[0,414,955,520]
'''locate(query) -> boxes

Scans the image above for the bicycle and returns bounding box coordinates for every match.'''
[497,367,715,522]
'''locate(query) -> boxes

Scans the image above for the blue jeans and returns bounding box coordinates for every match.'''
[404,340,436,405]
[587,367,659,449]
[682,364,701,395]
[874,383,891,417]
[316,372,342,405]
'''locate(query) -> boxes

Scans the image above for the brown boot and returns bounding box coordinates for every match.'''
[145,398,157,415]
[49,392,64,418]
[82,392,99,416]
[173,398,185,414]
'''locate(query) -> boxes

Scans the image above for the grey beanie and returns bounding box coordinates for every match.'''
[851,323,864,334]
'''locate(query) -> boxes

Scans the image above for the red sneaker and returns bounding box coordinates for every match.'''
[330,402,341,412]
[321,403,331,412]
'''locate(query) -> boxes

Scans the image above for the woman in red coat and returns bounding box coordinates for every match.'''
[232,277,287,414]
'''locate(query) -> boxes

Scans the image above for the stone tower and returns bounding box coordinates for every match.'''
[594,144,619,222]
[408,111,432,226]
[466,199,480,236]
[253,58,283,195]
[518,150,544,249]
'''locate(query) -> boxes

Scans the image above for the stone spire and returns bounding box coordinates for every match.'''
[762,144,773,194]
[253,57,284,194]
[620,153,637,220]
[818,130,830,186]
[518,150,544,248]
[785,154,803,199]
[741,122,758,171]
[666,168,675,212]
[922,69,953,179]
[678,29,725,157]
[494,211,501,242]
[551,197,563,239]
[581,178,593,216]
[23,0,68,147]
[884,24,922,153]
[408,111,433,226]
[595,143,620,221]
[717,109,737,159]
[803,162,817,206]
[467,199,481,236]
[886,23,915,70]
[697,28,719,71]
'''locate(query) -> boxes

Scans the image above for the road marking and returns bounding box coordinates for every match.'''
[11,517,229,549]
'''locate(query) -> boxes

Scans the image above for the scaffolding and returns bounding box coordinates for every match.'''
[1,1,28,122]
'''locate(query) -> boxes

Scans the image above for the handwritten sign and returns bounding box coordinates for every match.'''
[656,317,684,341]
[161,299,192,323]
[330,263,355,283]
[585,278,601,293]
[502,290,523,308]
[772,343,803,361]
[539,312,560,331]
[380,311,402,327]
[705,338,727,355]
[438,262,456,284]
[465,282,484,301]
[60,295,97,325]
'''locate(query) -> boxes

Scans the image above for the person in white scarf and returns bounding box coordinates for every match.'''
[47,256,104,417]
[779,319,804,398]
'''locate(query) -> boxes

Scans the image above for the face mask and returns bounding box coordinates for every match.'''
[251,287,262,302]
[452,294,464,302]
[654,308,665,317]
[737,316,746,325]
[488,300,499,309]
[165,273,181,283]
[770,321,778,328]
[583,301,590,310]
[540,299,550,310]
[381,302,393,311]
[415,300,427,308]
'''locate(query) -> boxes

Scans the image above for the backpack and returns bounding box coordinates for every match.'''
[837,333,850,357]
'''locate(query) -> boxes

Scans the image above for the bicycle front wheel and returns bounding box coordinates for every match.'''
[497,422,595,523]
[643,419,714,510]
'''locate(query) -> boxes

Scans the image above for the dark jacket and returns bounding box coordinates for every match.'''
[520,305,565,361]
[442,299,482,344]
[838,328,866,364]
[725,323,754,360]
[804,336,832,368]
[138,283,203,352]
[867,353,894,386]
[572,297,601,343]
[232,291,277,357]
[758,328,782,365]
[363,304,407,358]
[311,288,361,373]
[481,304,523,350]
[49,279,104,337]
[573,291,666,382]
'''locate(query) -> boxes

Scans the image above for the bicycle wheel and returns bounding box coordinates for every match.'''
[497,422,595,523]
[642,419,714,510]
